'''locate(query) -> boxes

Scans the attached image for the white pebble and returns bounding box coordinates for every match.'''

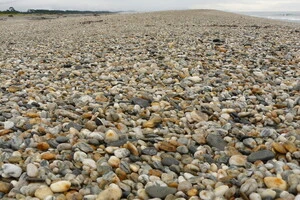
[27,163,39,177]
[4,121,14,129]
[114,148,130,158]
[199,190,214,200]
[82,158,97,169]
[214,185,229,197]
[249,192,262,200]
[2,163,22,178]
[50,180,71,193]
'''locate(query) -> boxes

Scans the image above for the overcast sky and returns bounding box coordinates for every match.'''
[0,0,299,12]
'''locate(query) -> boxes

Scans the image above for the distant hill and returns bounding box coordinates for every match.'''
[0,7,116,15]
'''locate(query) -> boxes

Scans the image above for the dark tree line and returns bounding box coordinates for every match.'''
[1,7,115,15]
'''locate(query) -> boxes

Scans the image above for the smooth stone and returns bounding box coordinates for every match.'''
[56,136,69,143]
[105,129,119,143]
[108,156,120,168]
[177,181,192,192]
[240,178,258,195]
[177,146,189,154]
[4,121,14,129]
[96,183,122,200]
[161,157,180,166]
[27,163,39,177]
[2,163,22,178]
[142,147,157,155]
[82,159,97,169]
[206,134,227,151]
[0,181,12,193]
[145,185,176,198]
[247,150,275,162]
[35,185,54,199]
[199,190,215,200]
[214,185,229,197]
[264,177,287,190]
[50,180,71,193]
[73,142,94,153]
[249,193,262,200]
[260,189,276,198]
[229,155,247,167]
[114,148,130,158]
[131,97,150,108]
[295,194,300,200]
[73,151,88,162]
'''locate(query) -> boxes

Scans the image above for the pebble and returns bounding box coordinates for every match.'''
[26,163,39,177]
[105,129,119,143]
[145,185,177,198]
[34,185,54,199]
[114,148,130,158]
[161,157,180,166]
[229,155,247,167]
[50,181,71,193]
[206,134,227,150]
[142,147,158,155]
[2,163,22,178]
[247,150,275,162]
[264,177,287,190]
[0,181,12,193]
[96,183,122,200]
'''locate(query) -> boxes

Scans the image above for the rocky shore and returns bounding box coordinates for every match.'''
[0,10,299,200]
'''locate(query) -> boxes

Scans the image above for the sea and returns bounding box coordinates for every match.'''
[238,11,300,23]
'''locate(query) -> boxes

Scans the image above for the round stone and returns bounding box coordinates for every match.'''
[2,163,22,178]
[27,163,39,177]
[50,181,71,193]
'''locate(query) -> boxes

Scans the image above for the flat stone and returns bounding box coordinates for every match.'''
[229,155,247,167]
[247,150,275,162]
[145,185,177,198]
[142,147,158,155]
[2,163,22,178]
[264,177,287,190]
[0,181,12,193]
[206,134,227,151]
[131,97,151,108]
[161,157,180,166]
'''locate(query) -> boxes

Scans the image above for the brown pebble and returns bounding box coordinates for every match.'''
[41,152,56,160]
[148,169,162,177]
[25,112,40,118]
[283,141,297,153]
[37,142,50,151]
[0,129,13,136]
[7,86,21,93]
[125,142,139,156]
[264,177,287,190]
[158,141,177,152]
[272,142,287,154]
[0,181,12,193]
[66,191,83,200]
[168,182,178,188]
[115,168,127,181]
[187,188,198,196]
[142,116,162,128]
[82,112,93,119]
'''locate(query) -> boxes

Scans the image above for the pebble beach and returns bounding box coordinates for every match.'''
[0,10,299,200]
